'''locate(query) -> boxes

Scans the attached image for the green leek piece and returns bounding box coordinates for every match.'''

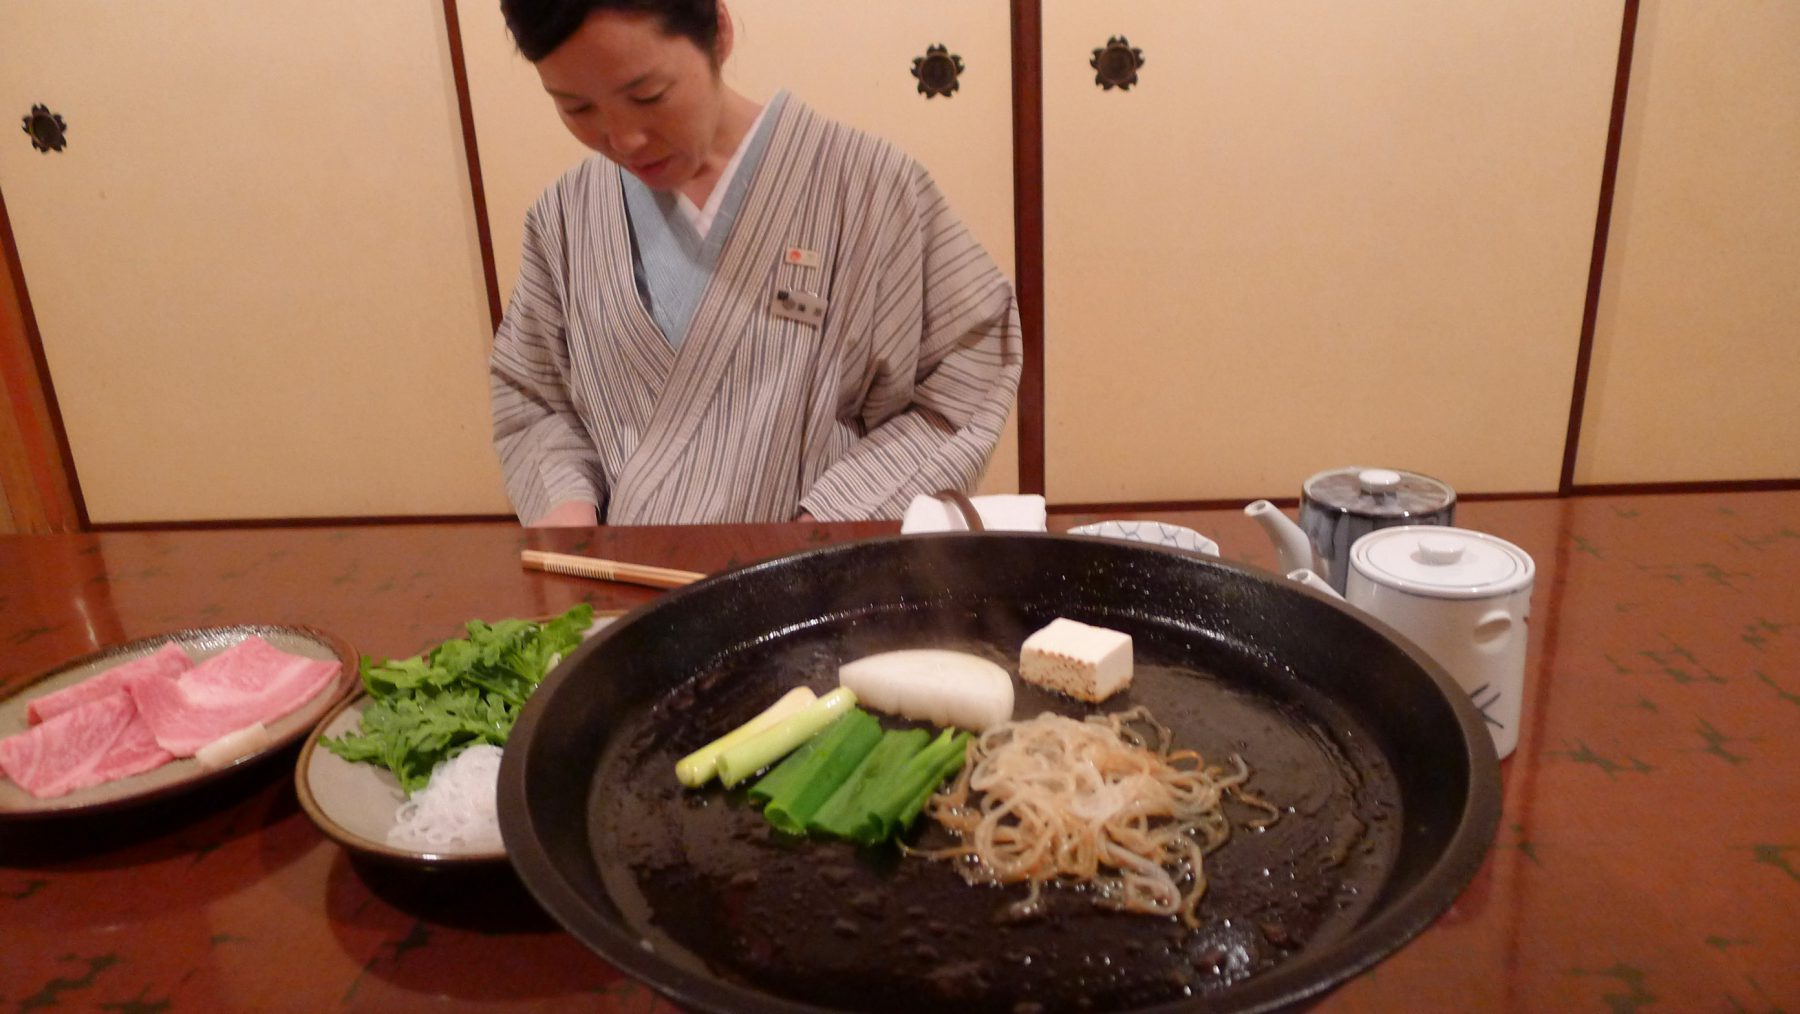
[760,709,883,834]
[675,686,818,787]
[807,728,932,839]
[895,731,973,831]
[747,731,827,806]
[715,687,858,787]
[853,728,972,845]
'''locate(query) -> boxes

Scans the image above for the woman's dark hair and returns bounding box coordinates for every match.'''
[501,0,720,62]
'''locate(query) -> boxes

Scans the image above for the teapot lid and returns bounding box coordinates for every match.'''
[1303,467,1456,518]
[1351,526,1534,599]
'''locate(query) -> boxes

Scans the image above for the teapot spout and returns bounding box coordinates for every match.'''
[1287,568,1344,600]
[1244,500,1317,576]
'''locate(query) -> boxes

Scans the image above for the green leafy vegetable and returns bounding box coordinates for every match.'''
[321,603,593,793]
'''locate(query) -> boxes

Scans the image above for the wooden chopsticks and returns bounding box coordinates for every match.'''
[519,550,705,590]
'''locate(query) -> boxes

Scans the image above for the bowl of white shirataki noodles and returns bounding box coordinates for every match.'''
[500,533,1501,1014]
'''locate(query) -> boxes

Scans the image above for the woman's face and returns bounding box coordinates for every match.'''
[534,8,729,191]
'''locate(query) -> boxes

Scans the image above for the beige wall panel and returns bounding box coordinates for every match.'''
[727,3,1016,280]
[0,2,503,522]
[1043,2,1620,503]
[1577,1,1800,484]
[460,0,1019,494]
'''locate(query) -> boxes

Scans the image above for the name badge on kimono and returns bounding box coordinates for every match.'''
[783,246,821,269]
[773,287,827,327]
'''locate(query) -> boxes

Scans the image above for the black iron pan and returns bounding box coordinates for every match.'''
[499,533,1500,1013]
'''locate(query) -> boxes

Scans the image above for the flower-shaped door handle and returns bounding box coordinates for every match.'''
[23,104,68,153]
[1091,37,1145,91]
[912,45,964,99]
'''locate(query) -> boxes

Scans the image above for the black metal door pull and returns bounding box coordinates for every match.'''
[1091,37,1145,91]
[23,104,68,153]
[912,44,964,99]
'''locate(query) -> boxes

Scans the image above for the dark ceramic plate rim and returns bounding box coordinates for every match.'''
[294,691,509,868]
[0,623,359,821]
[501,533,1504,1014]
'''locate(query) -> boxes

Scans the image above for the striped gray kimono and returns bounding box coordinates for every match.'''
[488,95,1023,525]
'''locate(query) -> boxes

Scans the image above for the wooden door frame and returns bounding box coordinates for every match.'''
[1011,0,1046,495]
[0,184,82,533]
[1559,0,1639,494]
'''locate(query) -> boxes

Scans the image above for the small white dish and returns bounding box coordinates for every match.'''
[1067,520,1221,557]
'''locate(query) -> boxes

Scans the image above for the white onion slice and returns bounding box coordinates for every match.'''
[838,649,1014,731]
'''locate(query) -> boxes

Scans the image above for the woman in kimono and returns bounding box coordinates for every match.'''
[490,0,1024,526]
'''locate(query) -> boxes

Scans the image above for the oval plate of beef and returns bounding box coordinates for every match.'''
[0,624,357,818]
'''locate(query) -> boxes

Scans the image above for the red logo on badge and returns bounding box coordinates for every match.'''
[786,248,802,263]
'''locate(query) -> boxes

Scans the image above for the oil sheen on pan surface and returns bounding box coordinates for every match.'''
[588,607,1401,1013]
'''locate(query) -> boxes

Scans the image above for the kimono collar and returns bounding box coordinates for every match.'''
[620,90,788,348]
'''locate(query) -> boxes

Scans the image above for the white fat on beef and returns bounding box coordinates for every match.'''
[1019,618,1134,703]
[194,722,273,770]
[0,691,173,799]
[128,636,340,757]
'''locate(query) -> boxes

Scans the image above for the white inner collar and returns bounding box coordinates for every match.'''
[678,100,771,238]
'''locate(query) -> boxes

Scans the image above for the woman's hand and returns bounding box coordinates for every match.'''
[532,501,599,527]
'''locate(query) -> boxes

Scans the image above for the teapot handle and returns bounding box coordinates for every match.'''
[1474,609,1513,648]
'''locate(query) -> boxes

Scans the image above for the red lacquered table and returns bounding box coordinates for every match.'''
[2,492,1795,1012]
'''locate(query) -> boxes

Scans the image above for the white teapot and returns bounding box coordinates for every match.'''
[1288,525,1535,760]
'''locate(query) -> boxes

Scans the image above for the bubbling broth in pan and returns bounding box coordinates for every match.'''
[589,608,1402,1013]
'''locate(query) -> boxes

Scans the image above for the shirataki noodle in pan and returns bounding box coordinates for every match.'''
[917,706,1282,927]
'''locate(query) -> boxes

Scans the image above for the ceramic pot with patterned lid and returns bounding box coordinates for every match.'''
[1245,466,1457,593]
